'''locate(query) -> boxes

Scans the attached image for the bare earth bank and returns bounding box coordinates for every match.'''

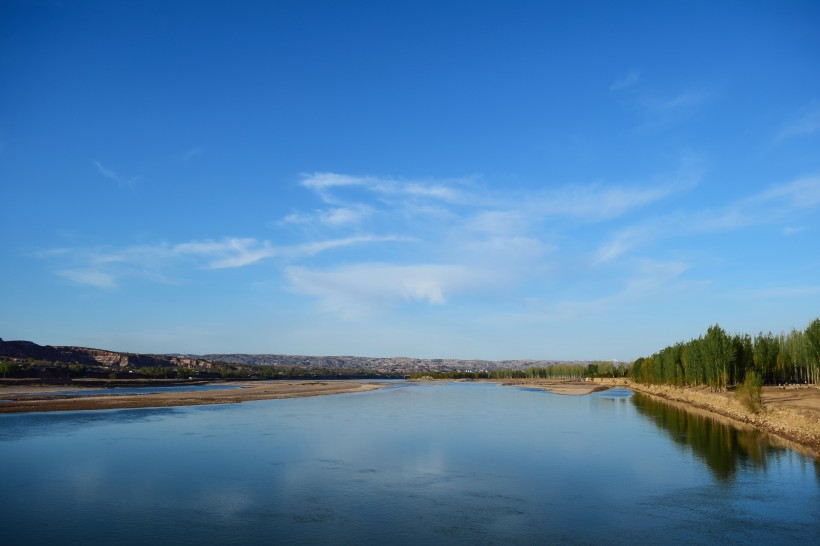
[0,381,384,413]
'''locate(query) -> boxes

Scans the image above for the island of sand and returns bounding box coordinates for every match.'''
[0,381,383,413]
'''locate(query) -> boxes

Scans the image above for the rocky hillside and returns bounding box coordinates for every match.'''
[0,338,212,369]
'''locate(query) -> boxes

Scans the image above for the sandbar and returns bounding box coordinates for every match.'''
[492,378,612,395]
[0,381,384,413]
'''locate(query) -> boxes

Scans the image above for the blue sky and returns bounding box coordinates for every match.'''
[1,1,819,360]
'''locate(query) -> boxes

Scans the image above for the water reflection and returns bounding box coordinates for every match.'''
[0,407,179,442]
[1,383,817,544]
[631,393,788,481]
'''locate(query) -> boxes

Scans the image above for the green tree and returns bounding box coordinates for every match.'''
[0,360,20,378]
[805,319,820,384]
[753,332,779,384]
[703,325,735,391]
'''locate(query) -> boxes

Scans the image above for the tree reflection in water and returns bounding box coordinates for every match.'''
[631,393,791,482]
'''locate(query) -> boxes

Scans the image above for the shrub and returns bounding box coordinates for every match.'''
[735,370,763,413]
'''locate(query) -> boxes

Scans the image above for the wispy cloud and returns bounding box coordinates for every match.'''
[281,206,372,227]
[56,269,118,290]
[527,176,696,221]
[613,77,713,132]
[45,235,402,288]
[776,100,820,142]
[489,259,691,324]
[610,70,640,91]
[783,226,807,235]
[299,172,476,207]
[273,167,701,315]
[549,259,690,319]
[94,161,139,189]
[286,263,503,316]
[739,285,820,300]
[299,170,692,225]
[594,175,820,263]
[648,89,711,111]
[594,227,649,264]
[751,176,820,209]
[173,238,274,269]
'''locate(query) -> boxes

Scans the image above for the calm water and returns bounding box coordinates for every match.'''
[1,383,817,545]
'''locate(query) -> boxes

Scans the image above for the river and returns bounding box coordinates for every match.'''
[0,382,817,544]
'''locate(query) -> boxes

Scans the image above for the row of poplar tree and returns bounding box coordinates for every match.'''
[632,318,820,389]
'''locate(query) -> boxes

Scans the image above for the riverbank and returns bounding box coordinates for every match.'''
[0,380,384,413]
[490,377,820,457]
[593,378,820,458]
[491,378,610,395]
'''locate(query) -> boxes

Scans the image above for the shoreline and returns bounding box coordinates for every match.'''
[4,377,819,458]
[0,380,385,413]
[488,377,820,458]
[489,378,611,395]
[594,378,820,459]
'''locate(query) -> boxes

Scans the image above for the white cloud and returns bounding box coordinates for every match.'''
[180,238,275,269]
[491,259,690,324]
[57,269,118,289]
[94,161,139,189]
[467,210,529,235]
[651,89,711,111]
[280,236,405,259]
[617,85,713,132]
[46,236,402,287]
[610,70,640,91]
[753,176,820,209]
[300,172,476,207]
[459,236,554,264]
[281,206,372,227]
[592,174,820,264]
[743,285,820,299]
[298,171,694,233]
[285,263,502,315]
[776,100,820,141]
[301,172,368,190]
[370,180,467,203]
[783,226,806,235]
[594,228,647,263]
[322,207,368,226]
[530,181,688,221]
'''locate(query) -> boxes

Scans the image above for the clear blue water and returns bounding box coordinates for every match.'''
[0,382,817,545]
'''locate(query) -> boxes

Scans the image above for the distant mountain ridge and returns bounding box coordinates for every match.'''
[0,338,590,373]
[200,353,591,374]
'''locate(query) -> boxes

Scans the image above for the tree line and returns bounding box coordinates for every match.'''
[410,362,631,381]
[631,318,820,390]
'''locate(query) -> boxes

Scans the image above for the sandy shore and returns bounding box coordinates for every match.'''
[0,381,384,413]
[492,378,611,395]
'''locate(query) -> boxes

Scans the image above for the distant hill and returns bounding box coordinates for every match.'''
[199,354,591,374]
[1,337,590,374]
[0,338,211,369]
